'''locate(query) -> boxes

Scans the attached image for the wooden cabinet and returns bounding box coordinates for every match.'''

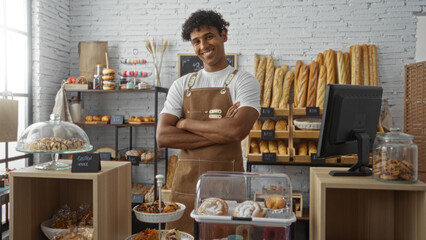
[310,167,426,240]
[10,160,131,240]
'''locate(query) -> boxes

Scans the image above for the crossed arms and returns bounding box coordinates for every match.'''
[156,102,259,150]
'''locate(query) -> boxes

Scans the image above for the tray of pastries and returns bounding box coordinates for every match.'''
[128,116,155,124]
[125,228,194,240]
[133,200,185,223]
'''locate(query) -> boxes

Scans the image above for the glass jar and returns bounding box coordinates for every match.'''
[372,128,418,183]
[69,96,81,123]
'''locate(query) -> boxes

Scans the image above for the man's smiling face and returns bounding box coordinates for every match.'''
[190,25,228,72]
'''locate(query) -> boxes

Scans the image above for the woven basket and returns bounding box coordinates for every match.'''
[404,61,426,182]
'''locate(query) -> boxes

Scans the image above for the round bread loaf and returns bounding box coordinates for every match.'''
[233,200,266,218]
[265,195,286,209]
[197,197,228,216]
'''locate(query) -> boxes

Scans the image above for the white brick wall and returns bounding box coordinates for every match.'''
[33,0,426,207]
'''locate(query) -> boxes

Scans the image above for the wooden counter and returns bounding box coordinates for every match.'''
[310,167,426,240]
[10,160,131,240]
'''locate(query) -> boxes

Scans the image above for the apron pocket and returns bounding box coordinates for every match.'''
[186,110,209,120]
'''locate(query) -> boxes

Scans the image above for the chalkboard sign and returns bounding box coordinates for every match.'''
[132,194,144,204]
[261,107,274,117]
[127,155,140,166]
[178,53,238,77]
[71,153,101,173]
[306,107,320,116]
[261,130,275,140]
[99,152,111,161]
[110,115,124,125]
[262,153,276,163]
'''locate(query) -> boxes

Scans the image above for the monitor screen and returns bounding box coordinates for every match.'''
[317,84,383,176]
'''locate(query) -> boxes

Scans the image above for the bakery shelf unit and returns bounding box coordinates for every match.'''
[10,160,131,240]
[67,87,168,197]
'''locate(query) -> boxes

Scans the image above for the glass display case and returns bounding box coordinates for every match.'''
[191,172,296,240]
[16,114,93,170]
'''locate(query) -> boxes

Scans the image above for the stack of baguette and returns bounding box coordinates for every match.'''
[297,140,317,156]
[249,119,288,155]
[292,44,378,108]
[254,54,295,109]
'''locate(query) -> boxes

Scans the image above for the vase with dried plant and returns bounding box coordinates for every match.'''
[146,38,168,87]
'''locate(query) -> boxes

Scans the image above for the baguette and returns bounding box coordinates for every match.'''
[296,65,309,107]
[343,52,351,84]
[350,45,362,85]
[268,140,278,154]
[252,119,262,130]
[317,52,324,66]
[270,68,285,108]
[256,56,267,105]
[165,155,178,189]
[262,119,275,130]
[294,60,303,106]
[280,64,288,76]
[254,53,260,76]
[259,140,269,153]
[262,56,275,107]
[337,50,345,84]
[250,139,260,154]
[316,65,327,108]
[362,45,370,85]
[326,49,336,84]
[298,140,308,156]
[307,61,319,107]
[275,119,287,131]
[279,71,294,109]
[368,45,378,86]
[308,140,317,155]
[277,140,287,155]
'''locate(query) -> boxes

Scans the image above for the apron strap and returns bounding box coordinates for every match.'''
[221,70,238,94]
[186,72,199,96]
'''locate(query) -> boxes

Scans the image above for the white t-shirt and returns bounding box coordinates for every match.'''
[161,65,260,118]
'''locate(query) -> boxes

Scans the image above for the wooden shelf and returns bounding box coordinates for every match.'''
[310,167,426,240]
[77,122,155,127]
[66,86,168,94]
[292,126,320,139]
[247,153,290,163]
[10,160,132,240]
[249,130,290,139]
[292,106,323,116]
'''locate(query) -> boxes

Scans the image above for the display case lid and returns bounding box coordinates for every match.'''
[16,114,92,154]
[191,172,296,226]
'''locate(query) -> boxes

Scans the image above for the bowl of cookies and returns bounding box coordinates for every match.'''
[133,200,185,223]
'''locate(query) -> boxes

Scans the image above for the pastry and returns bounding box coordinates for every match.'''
[236,225,254,240]
[368,45,378,86]
[316,65,327,108]
[250,139,260,154]
[307,61,318,107]
[165,228,181,240]
[102,68,115,79]
[277,140,287,155]
[279,71,294,109]
[261,119,275,130]
[270,68,284,108]
[296,65,309,107]
[256,56,267,106]
[93,115,101,121]
[362,45,370,85]
[268,140,278,154]
[197,197,228,216]
[262,56,275,108]
[101,115,110,122]
[162,202,181,213]
[259,140,269,153]
[125,149,140,159]
[265,195,286,209]
[133,228,158,240]
[275,119,287,131]
[233,200,266,218]
[85,115,93,122]
[252,119,262,130]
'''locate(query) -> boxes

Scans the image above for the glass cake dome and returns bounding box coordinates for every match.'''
[16,114,93,170]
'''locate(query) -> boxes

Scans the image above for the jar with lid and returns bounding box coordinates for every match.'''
[372,128,418,183]
[69,96,81,123]
[93,64,104,90]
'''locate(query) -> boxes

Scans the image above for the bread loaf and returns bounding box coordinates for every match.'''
[296,65,309,107]
[250,139,260,154]
[277,140,287,155]
[262,56,275,108]
[298,140,308,156]
[344,52,351,85]
[252,119,262,130]
[262,119,275,130]
[270,68,284,108]
[351,45,362,85]
[165,155,178,189]
[368,45,378,86]
[279,71,294,109]
[294,60,303,106]
[317,52,324,66]
[337,50,345,84]
[280,64,288,76]
[256,56,267,105]
[326,49,336,84]
[316,65,327,108]
[254,53,260,76]
[308,141,317,155]
[362,45,370,85]
[268,140,278,154]
[275,119,287,131]
[259,140,269,153]
[307,61,319,107]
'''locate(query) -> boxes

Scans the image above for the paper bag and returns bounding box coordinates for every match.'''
[79,41,108,84]
[0,92,18,142]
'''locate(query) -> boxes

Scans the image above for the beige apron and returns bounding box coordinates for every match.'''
[166,70,244,234]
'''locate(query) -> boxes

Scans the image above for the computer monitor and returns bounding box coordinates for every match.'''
[317,84,383,176]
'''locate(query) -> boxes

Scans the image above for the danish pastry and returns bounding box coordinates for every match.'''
[265,195,286,209]
[197,197,228,216]
[233,200,266,218]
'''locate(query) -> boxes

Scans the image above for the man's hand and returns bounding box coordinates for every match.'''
[176,118,185,129]
[225,101,240,118]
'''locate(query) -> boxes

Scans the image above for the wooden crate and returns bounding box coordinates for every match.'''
[64,84,89,90]
[292,126,320,139]
[10,160,131,240]
[292,191,303,218]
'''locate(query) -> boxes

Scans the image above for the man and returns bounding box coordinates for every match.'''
[157,9,260,234]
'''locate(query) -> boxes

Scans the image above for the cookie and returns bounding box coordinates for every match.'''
[400,172,415,181]
[400,160,414,174]
[380,174,399,180]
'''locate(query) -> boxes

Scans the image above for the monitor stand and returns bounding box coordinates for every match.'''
[329,131,372,176]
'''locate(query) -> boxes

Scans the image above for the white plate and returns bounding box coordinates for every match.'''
[293,118,322,130]
[133,202,185,223]
[125,230,194,240]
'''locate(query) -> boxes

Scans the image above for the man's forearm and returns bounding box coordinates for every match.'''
[157,124,215,149]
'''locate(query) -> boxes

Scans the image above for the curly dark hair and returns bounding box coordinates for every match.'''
[181,10,230,41]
